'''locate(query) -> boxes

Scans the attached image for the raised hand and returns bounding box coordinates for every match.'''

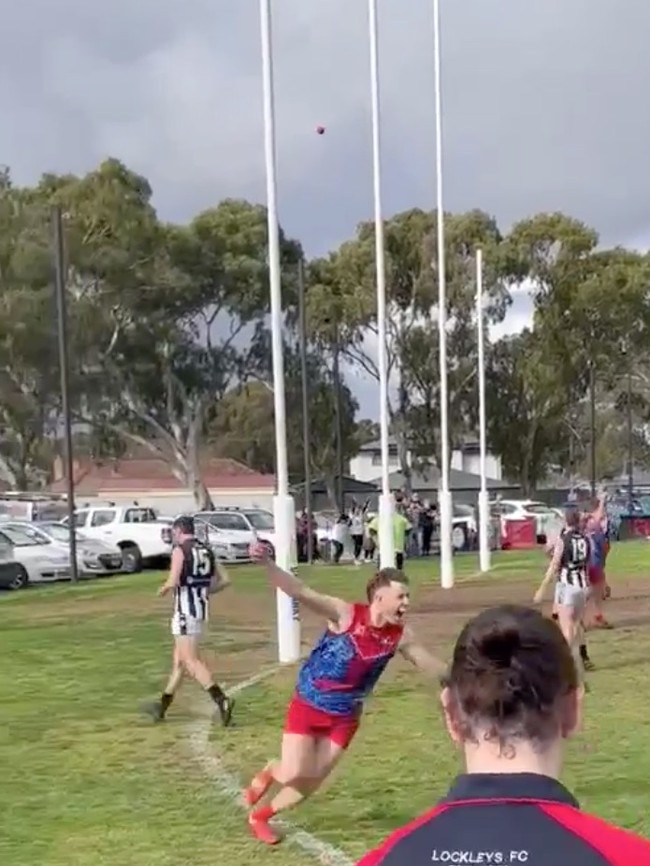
[250,540,271,563]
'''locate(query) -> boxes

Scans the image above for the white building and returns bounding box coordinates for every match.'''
[348,437,502,485]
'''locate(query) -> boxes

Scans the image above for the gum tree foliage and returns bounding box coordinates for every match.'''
[0,160,302,506]
[491,214,650,487]
[0,169,58,487]
[4,156,650,501]
[306,208,510,488]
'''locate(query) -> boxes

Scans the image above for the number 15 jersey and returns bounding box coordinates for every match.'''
[175,538,215,622]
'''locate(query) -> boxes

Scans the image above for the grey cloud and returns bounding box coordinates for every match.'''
[2,0,648,422]
[3,0,650,252]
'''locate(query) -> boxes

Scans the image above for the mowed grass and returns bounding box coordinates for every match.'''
[2,543,650,865]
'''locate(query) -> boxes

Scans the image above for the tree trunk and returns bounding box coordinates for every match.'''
[325,476,337,510]
[192,475,214,511]
[183,399,213,511]
[0,453,18,489]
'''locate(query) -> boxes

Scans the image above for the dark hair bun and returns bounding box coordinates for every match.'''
[446,606,579,746]
[477,624,521,669]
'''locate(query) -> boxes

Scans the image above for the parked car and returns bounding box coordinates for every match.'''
[0,540,32,590]
[41,522,123,575]
[0,524,71,587]
[1,520,123,578]
[194,508,276,556]
[192,517,252,563]
[63,505,172,573]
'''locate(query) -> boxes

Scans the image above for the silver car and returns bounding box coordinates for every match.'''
[0,541,34,590]
[0,524,71,586]
[41,522,124,575]
[3,521,123,577]
[192,518,251,563]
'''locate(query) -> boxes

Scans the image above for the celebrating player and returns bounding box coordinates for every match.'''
[245,541,444,846]
[534,508,590,684]
[549,509,594,670]
[585,492,612,625]
[144,514,234,726]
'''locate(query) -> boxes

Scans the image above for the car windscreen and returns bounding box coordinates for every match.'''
[41,524,83,543]
[244,511,274,530]
[0,526,49,546]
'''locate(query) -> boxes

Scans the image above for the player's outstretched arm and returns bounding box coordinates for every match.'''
[592,489,607,524]
[534,537,562,604]
[250,541,351,623]
[398,627,446,677]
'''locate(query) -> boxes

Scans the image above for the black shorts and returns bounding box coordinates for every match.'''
[396,552,404,570]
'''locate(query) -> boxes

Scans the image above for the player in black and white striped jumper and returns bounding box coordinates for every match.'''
[145,514,234,725]
[534,508,591,685]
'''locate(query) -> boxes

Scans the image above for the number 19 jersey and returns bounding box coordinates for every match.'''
[559,528,590,590]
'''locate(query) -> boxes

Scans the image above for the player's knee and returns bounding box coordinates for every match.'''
[273,765,298,786]
[181,657,201,677]
[278,772,319,793]
[275,759,313,786]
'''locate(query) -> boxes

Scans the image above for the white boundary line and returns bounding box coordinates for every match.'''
[185,667,354,866]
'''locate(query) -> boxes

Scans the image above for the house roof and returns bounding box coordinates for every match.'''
[374,467,519,492]
[48,456,275,496]
[293,475,379,495]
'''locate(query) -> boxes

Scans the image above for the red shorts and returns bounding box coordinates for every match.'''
[284,695,360,749]
[588,565,605,585]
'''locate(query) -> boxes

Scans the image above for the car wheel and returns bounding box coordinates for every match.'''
[451,525,467,552]
[121,544,143,574]
[263,541,276,560]
[9,565,29,590]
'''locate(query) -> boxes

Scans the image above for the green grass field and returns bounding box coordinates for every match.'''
[2,543,650,865]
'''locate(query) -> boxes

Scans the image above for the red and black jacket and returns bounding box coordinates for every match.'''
[356,773,650,866]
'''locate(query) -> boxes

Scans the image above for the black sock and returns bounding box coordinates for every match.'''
[160,692,174,716]
[551,613,559,621]
[579,643,589,661]
[207,684,226,705]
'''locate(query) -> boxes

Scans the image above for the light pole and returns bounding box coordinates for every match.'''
[620,340,634,505]
[626,368,633,503]
[332,322,344,511]
[588,358,596,498]
[297,259,313,562]
[52,205,79,583]
[475,248,490,572]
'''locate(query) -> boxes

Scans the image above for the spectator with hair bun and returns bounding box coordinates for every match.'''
[356,604,650,866]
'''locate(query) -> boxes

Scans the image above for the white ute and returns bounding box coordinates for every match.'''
[64,505,172,573]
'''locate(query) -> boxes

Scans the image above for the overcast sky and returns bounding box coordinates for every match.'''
[3,0,649,418]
